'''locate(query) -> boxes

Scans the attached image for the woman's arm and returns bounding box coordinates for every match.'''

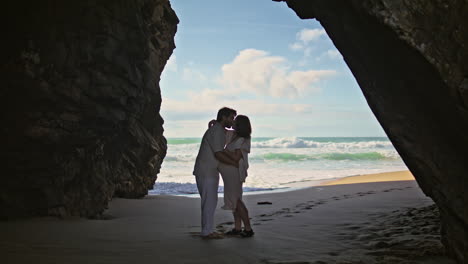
[215,151,239,167]
[208,119,216,128]
[223,148,243,162]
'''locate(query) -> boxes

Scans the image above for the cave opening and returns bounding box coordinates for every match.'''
[1,0,463,262]
[150,2,452,261]
[155,0,409,198]
[152,0,458,261]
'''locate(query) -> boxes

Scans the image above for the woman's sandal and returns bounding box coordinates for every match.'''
[225,228,242,236]
[240,229,254,238]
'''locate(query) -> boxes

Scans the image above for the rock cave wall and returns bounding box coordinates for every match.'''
[2,0,467,262]
[275,0,468,262]
[0,0,178,217]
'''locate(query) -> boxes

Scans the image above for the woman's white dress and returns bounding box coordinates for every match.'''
[218,136,251,211]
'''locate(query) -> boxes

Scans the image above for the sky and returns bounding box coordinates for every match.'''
[160,0,387,138]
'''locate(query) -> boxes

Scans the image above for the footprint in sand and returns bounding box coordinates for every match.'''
[188,231,226,239]
[216,222,234,231]
[338,223,352,227]
[188,231,200,237]
[92,214,116,220]
[262,261,313,264]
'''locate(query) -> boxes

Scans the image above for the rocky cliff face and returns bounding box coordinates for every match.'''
[276,0,468,262]
[0,0,177,217]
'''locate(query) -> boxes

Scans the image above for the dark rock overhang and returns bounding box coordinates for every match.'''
[274,0,468,262]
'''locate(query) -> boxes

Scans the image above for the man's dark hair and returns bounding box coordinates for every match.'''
[216,107,237,122]
[235,115,252,138]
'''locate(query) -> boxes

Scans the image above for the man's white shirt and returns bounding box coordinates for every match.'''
[193,122,225,177]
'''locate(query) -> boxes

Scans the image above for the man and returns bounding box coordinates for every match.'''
[193,107,238,238]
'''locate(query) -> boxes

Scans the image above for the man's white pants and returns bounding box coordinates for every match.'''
[195,173,219,236]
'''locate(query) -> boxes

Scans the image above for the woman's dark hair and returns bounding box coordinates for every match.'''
[216,107,237,122]
[235,115,252,138]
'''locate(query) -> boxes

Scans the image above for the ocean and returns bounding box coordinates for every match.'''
[149,137,407,196]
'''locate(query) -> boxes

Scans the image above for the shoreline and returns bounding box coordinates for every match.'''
[158,170,415,198]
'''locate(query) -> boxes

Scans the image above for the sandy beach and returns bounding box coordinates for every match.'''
[0,171,455,264]
[322,170,415,186]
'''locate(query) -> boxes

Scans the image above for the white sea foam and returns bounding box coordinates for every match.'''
[149,182,279,195]
[153,137,408,196]
[251,137,393,149]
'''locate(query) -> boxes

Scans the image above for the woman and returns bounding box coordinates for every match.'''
[218,115,254,237]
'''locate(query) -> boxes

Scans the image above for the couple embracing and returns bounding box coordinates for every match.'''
[193,107,254,239]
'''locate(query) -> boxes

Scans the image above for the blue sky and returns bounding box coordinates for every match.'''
[160,0,386,138]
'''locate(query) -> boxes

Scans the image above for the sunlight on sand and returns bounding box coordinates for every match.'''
[322,170,415,186]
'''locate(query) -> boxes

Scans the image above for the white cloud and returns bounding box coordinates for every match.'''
[219,49,335,99]
[289,42,303,51]
[303,47,313,57]
[160,46,349,137]
[289,28,326,56]
[288,70,335,94]
[297,28,326,44]
[161,97,383,137]
[162,92,314,117]
[183,67,207,82]
[162,119,212,138]
[326,49,342,60]
[314,49,344,62]
[164,55,177,72]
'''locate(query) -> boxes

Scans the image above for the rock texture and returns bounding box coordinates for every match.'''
[276,0,468,262]
[0,0,178,217]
